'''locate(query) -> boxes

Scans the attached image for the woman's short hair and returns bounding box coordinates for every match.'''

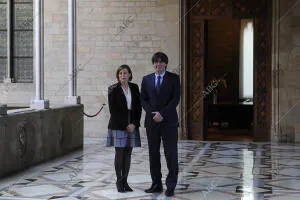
[152,52,168,65]
[116,64,133,81]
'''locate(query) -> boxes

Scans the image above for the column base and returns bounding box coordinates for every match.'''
[0,104,7,115]
[30,100,50,109]
[64,96,81,104]
[3,78,13,83]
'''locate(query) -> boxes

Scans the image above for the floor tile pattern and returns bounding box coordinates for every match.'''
[0,139,300,199]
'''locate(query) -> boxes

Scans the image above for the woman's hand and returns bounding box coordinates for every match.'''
[126,124,136,133]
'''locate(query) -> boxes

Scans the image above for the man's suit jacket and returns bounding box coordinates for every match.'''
[108,82,142,130]
[140,71,180,127]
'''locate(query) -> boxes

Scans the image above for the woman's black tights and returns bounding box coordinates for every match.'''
[115,147,133,192]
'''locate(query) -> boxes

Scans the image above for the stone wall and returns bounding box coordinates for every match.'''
[0,104,83,178]
[0,81,35,108]
[274,0,300,142]
[44,0,180,137]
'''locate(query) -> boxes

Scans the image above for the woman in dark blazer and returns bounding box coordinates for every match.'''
[106,64,142,193]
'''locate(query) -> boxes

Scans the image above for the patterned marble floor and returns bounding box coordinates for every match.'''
[1,139,300,200]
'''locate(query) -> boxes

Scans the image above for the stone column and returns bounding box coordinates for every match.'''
[30,0,49,109]
[179,0,188,140]
[64,0,81,104]
[271,0,280,142]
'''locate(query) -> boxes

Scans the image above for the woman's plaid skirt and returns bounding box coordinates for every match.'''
[106,128,141,147]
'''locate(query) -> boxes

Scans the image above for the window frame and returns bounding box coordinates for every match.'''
[0,0,8,82]
[0,0,33,83]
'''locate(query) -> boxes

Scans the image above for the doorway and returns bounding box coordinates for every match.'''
[186,0,272,142]
[204,19,254,141]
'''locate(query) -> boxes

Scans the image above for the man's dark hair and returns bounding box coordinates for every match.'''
[152,52,168,65]
[116,64,133,82]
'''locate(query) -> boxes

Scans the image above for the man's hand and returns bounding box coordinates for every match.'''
[152,112,163,123]
[126,124,136,132]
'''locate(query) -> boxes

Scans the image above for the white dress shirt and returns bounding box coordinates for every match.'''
[155,71,166,87]
[121,85,132,110]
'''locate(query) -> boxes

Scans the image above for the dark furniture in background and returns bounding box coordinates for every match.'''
[207,102,253,130]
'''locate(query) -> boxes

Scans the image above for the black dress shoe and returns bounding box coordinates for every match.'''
[124,183,133,192]
[165,189,174,197]
[116,182,125,193]
[117,186,125,193]
[144,183,163,193]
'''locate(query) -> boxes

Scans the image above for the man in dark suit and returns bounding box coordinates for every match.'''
[141,52,180,197]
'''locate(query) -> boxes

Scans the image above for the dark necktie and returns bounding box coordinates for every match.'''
[155,75,161,95]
